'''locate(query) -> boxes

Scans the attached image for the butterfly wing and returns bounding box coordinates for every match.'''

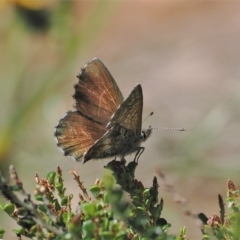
[55,111,106,161]
[55,59,124,161]
[83,127,116,162]
[84,84,143,163]
[107,84,143,137]
[83,124,135,163]
[74,58,124,125]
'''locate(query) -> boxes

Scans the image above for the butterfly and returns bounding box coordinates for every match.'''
[55,58,152,163]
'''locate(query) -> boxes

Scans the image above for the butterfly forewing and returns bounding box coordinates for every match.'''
[55,111,106,161]
[108,84,143,136]
[74,58,124,125]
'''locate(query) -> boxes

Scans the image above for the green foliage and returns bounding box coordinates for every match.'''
[1,161,240,239]
[199,180,240,240]
[0,160,186,240]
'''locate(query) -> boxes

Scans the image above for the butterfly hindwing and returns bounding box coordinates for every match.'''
[55,111,106,161]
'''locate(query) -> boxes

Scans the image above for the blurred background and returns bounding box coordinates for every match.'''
[1,1,240,238]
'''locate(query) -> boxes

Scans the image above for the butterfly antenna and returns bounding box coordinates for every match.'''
[151,127,186,131]
[143,111,154,123]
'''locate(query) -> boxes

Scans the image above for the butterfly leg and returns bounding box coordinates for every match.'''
[134,147,145,162]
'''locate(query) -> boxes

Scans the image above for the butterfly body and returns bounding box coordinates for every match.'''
[55,58,151,163]
[84,122,149,162]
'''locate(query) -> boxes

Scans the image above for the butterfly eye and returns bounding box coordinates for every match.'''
[141,130,148,141]
[141,131,147,139]
[141,127,152,141]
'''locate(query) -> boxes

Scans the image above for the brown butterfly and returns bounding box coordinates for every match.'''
[55,58,152,163]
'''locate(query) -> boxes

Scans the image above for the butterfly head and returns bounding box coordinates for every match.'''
[141,126,152,142]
